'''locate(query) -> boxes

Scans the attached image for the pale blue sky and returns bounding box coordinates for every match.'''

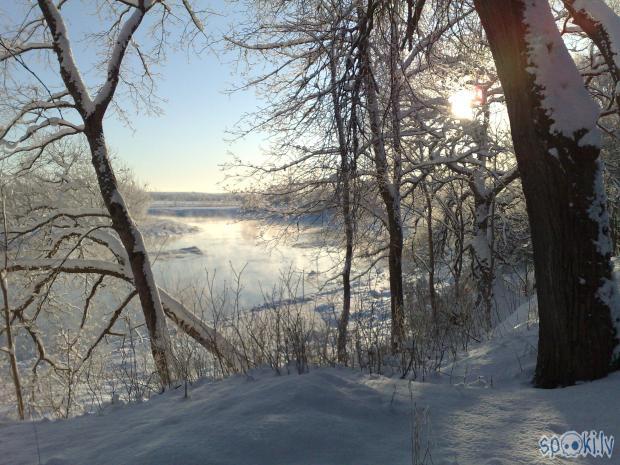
[104,45,266,193]
[3,0,266,192]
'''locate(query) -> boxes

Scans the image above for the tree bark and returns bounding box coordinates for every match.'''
[473,0,618,387]
[1,271,25,420]
[329,50,355,365]
[1,198,25,420]
[470,177,494,330]
[37,0,174,386]
[84,120,174,386]
[360,30,406,354]
[422,184,438,327]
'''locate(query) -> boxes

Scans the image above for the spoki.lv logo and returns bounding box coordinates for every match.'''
[539,430,614,459]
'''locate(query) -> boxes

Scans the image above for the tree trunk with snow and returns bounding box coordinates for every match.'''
[1,270,25,420]
[469,170,494,330]
[84,121,174,386]
[474,0,619,387]
[1,197,25,420]
[37,0,174,386]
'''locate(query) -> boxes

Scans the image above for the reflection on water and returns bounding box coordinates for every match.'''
[147,216,335,309]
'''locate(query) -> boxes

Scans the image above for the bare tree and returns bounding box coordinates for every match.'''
[0,0,219,386]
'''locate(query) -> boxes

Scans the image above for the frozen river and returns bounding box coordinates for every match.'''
[145,212,337,309]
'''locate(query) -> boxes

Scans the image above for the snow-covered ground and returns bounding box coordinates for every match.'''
[1,297,618,465]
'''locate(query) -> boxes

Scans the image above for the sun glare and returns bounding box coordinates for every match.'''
[449,88,477,120]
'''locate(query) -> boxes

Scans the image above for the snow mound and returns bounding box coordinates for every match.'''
[2,297,619,465]
[0,369,412,465]
[434,296,540,387]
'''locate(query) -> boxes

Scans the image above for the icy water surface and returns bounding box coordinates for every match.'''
[147,213,336,309]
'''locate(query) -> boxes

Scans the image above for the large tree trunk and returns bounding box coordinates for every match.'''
[474,0,618,387]
[85,121,174,386]
[37,0,174,386]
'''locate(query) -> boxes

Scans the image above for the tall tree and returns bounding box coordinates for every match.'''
[473,0,619,387]
[35,0,174,385]
[1,0,218,386]
[358,0,407,353]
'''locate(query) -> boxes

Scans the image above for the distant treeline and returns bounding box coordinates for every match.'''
[149,192,243,204]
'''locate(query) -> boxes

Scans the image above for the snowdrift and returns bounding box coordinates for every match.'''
[1,298,618,465]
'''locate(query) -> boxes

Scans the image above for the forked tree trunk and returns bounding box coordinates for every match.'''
[38,0,174,386]
[474,0,619,387]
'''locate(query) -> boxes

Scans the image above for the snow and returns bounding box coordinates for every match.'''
[588,158,614,256]
[2,297,619,465]
[523,0,602,148]
[603,258,620,352]
[572,0,620,71]
[93,8,145,110]
[39,0,94,115]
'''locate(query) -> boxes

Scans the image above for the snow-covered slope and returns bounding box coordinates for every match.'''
[1,299,618,465]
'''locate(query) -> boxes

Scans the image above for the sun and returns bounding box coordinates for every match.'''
[449,89,477,120]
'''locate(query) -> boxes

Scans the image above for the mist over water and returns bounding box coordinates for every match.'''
[147,214,335,309]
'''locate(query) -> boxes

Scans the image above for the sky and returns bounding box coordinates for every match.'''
[103,45,266,193]
[3,0,267,193]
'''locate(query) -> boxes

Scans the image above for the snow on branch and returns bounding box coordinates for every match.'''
[402,8,475,72]
[226,35,325,51]
[8,257,244,370]
[93,8,147,113]
[0,127,83,172]
[0,41,53,62]
[8,209,109,237]
[159,290,244,371]
[563,0,620,117]
[569,0,620,73]
[3,118,82,147]
[37,0,94,115]
[0,94,75,141]
[523,0,601,148]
